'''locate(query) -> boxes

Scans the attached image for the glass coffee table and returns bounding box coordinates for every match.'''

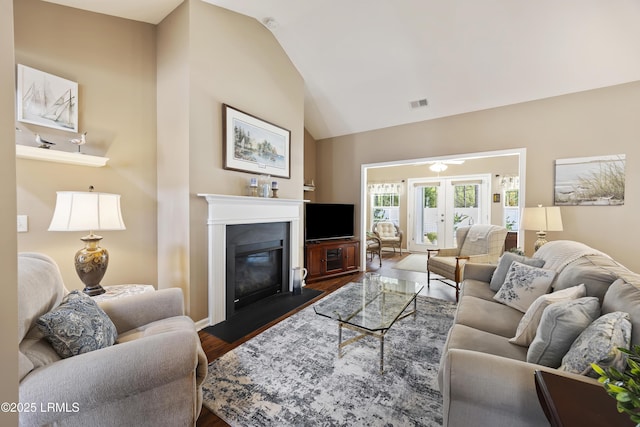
[313,275,423,373]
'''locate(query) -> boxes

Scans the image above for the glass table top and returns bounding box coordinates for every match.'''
[313,275,424,332]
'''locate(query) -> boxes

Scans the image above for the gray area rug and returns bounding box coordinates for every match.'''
[202,294,456,426]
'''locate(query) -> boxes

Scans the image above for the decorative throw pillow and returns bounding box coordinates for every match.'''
[559,311,631,378]
[493,261,556,312]
[509,284,586,347]
[527,297,601,368]
[490,252,546,291]
[36,290,117,358]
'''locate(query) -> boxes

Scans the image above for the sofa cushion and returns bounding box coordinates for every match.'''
[460,279,496,301]
[443,324,528,362]
[559,311,631,377]
[602,278,640,347]
[455,296,523,338]
[19,326,62,379]
[18,253,67,343]
[509,284,586,347]
[19,351,34,382]
[554,255,621,302]
[494,261,556,312]
[36,290,118,358]
[490,252,546,291]
[527,297,600,368]
[116,316,197,343]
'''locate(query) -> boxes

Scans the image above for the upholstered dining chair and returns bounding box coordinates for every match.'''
[372,221,403,255]
[427,224,508,301]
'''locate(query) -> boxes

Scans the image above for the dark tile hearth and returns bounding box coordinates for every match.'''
[203,288,323,343]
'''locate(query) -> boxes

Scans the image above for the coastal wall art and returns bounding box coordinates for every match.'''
[222,104,291,179]
[16,64,78,133]
[554,154,626,206]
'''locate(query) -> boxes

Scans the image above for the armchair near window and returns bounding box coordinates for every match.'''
[372,221,403,255]
[18,253,207,427]
[427,225,507,301]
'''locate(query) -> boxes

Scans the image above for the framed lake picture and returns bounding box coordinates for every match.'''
[554,154,626,206]
[16,64,79,133]
[223,104,291,179]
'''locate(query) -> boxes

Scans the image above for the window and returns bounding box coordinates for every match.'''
[454,185,478,208]
[369,183,401,225]
[371,193,400,224]
[503,189,519,231]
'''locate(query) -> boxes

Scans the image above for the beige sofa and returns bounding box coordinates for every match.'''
[438,240,640,427]
[18,252,208,426]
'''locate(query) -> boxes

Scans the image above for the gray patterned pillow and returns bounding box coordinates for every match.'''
[37,290,117,358]
[559,311,631,377]
[490,252,546,291]
[527,297,601,368]
[493,261,556,312]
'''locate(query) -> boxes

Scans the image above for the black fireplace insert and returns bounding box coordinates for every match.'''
[225,222,290,317]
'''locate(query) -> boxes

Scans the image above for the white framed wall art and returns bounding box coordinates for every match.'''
[16,64,78,133]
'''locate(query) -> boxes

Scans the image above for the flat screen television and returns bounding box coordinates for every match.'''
[305,203,355,242]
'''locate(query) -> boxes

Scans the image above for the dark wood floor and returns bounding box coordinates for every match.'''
[195,251,456,426]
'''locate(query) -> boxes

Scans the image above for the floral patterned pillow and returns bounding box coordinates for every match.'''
[489,252,546,291]
[36,290,117,358]
[493,261,556,312]
[559,311,631,377]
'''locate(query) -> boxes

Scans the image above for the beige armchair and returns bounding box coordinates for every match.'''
[18,252,207,427]
[427,225,507,301]
[372,221,403,255]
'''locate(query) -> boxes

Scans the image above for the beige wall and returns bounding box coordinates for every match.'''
[1,0,18,423]
[157,1,190,302]
[157,1,305,321]
[317,82,640,270]
[14,0,158,291]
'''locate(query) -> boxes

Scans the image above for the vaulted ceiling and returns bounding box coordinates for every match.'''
[43,0,640,140]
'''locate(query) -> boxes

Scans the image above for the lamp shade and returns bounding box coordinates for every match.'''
[49,191,126,232]
[521,205,563,232]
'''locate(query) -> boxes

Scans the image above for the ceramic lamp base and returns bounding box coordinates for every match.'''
[534,231,548,252]
[75,234,108,296]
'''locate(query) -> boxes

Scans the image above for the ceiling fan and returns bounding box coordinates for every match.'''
[427,159,465,172]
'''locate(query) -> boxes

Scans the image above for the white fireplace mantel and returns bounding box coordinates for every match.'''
[198,194,306,325]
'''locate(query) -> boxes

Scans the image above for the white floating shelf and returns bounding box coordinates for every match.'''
[16,145,109,167]
[303,185,316,192]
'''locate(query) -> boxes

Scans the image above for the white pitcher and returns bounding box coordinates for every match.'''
[291,267,308,295]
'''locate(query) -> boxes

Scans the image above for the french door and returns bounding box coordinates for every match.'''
[407,175,490,252]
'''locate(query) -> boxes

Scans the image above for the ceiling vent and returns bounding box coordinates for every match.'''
[410,98,428,109]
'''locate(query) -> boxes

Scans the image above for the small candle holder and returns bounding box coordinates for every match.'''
[248,177,258,197]
[271,181,279,198]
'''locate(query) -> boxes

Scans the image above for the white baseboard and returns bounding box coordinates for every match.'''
[195,318,210,331]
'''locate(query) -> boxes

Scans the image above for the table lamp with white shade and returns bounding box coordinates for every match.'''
[48,186,126,296]
[521,205,563,251]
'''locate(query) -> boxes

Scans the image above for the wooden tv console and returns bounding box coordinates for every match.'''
[305,238,360,283]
